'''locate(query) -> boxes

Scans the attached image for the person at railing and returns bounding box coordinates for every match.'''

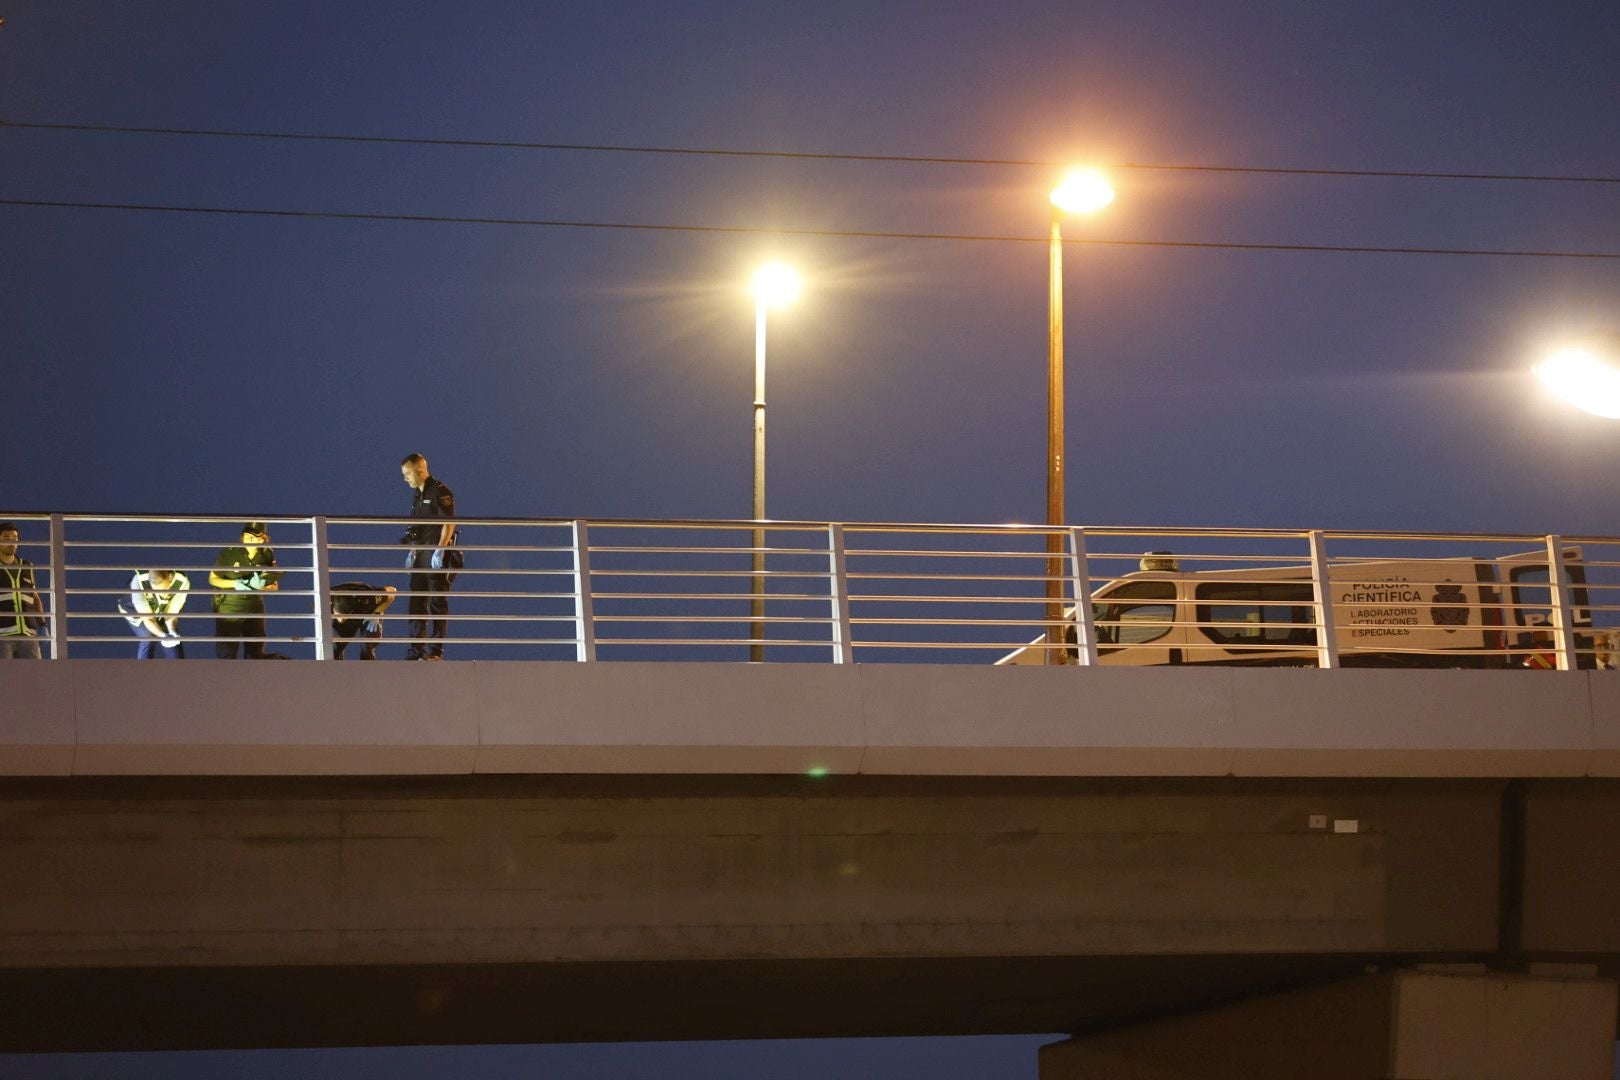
[331,582,397,660]
[399,453,457,661]
[0,522,44,660]
[122,568,190,659]
[208,522,282,659]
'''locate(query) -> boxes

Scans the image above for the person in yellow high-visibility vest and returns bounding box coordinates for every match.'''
[0,523,44,660]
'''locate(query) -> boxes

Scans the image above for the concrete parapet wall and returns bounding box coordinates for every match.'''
[1,662,1615,778]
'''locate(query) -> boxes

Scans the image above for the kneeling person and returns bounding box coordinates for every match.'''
[125,568,190,659]
[332,582,397,660]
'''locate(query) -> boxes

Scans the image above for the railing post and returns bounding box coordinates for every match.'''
[572,520,597,662]
[47,513,68,660]
[1067,527,1098,667]
[828,524,853,664]
[311,516,333,660]
[1545,535,1577,672]
[1308,530,1340,669]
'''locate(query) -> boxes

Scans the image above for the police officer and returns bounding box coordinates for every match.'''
[399,453,456,660]
[331,582,398,660]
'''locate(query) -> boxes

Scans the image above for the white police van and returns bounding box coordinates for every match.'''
[998,548,1594,668]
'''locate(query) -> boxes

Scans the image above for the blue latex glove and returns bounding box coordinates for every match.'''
[232,580,254,591]
[430,548,444,571]
[247,572,265,589]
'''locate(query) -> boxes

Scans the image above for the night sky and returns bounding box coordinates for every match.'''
[4,2,1620,1076]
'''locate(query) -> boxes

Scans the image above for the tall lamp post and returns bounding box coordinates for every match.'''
[1044,169,1115,663]
[750,262,802,662]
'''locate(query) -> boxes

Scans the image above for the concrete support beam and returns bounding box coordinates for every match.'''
[1039,969,1618,1080]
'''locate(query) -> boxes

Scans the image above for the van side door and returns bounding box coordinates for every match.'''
[1497,547,1593,666]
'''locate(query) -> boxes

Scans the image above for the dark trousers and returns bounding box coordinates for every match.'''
[215,616,267,659]
[134,623,184,659]
[333,618,382,660]
[407,571,451,658]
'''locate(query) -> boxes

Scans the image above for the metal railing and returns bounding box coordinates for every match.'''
[0,512,1615,669]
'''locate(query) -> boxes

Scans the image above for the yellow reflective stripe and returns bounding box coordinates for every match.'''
[1,566,24,635]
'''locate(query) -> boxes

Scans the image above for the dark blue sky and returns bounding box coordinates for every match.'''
[4,2,1620,1075]
[5,2,1619,535]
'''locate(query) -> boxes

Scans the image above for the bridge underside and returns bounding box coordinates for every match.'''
[5,952,1403,1052]
[5,662,1619,1052]
[4,772,1619,1052]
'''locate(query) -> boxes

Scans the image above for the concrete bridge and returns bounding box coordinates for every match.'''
[4,661,1619,1078]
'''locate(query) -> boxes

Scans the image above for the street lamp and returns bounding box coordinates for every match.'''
[750,261,801,662]
[1534,333,1620,419]
[1044,169,1115,663]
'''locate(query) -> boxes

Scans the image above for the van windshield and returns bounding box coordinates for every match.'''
[1094,580,1176,647]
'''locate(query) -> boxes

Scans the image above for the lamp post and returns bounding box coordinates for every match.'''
[1044,169,1115,663]
[1534,332,1620,419]
[749,262,801,662]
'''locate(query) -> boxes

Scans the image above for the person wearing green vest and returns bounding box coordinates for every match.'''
[208,522,282,659]
[0,522,45,659]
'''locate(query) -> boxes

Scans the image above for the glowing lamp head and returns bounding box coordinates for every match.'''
[1534,345,1620,420]
[751,262,802,309]
[1049,168,1115,215]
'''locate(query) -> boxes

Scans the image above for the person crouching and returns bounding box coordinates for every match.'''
[331,582,397,660]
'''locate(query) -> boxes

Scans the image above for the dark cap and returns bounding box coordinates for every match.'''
[242,522,268,537]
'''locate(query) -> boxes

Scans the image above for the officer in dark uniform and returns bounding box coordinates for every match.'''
[399,453,456,660]
[331,582,397,660]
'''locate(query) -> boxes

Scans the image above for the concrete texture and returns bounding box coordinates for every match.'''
[472,661,865,774]
[0,661,1616,778]
[67,661,479,775]
[4,773,1619,1052]
[1040,969,1619,1080]
[0,660,74,775]
[3,777,1461,970]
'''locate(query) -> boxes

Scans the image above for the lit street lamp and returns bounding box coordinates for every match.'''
[1044,169,1115,663]
[750,262,801,662]
[1534,333,1620,419]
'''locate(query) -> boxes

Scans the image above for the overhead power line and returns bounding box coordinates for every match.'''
[5,118,1620,186]
[3,196,1617,260]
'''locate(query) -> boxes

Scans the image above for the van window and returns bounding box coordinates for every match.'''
[1094,580,1176,647]
[1195,582,1317,649]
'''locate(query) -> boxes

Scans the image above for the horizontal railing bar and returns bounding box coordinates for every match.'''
[594,615,835,624]
[325,568,576,576]
[847,548,1078,560]
[63,540,315,550]
[4,511,1597,547]
[847,572,1062,583]
[329,544,577,553]
[590,569,833,579]
[588,545,832,556]
[594,638,832,647]
[853,640,1084,649]
[850,594,1063,605]
[591,592,832,602]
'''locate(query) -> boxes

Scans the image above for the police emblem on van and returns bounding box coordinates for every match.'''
[1431,584,1468,631]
